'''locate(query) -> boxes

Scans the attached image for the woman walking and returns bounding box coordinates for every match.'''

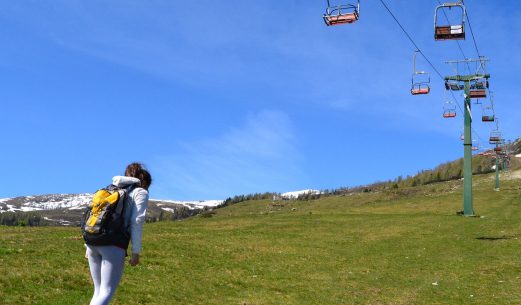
[85,162,152,305]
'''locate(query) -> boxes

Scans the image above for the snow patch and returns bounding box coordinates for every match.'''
[19,206,44,212]
[281,189,321,199]
[20,194,92,210]
[161,207,176,213]
[44,217,73,226]
[152,199,224,210]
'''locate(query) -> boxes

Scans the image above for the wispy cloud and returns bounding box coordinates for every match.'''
[150,110,305,200]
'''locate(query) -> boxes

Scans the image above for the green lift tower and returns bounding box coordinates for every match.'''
[444,58,490,216]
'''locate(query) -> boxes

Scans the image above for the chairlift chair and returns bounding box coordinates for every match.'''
[469,78,488,99]
[489,130,502,143]
[445,80,464,91]
[443,101,457,118]
[323,0,360,26]
[411,51,430,95]
[434,2,466,41]
[471,79,489,89]
[482,106,495,122]
[471,140,479,151]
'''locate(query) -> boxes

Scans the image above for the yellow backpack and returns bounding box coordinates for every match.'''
[81,185,132,248]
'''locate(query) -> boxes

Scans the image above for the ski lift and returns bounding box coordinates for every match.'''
[494,147,503,153]
[445,80,464,91]
[411,51,430,95]
[469,90,486,99]
[434,2,466,41]
[323,0,360,26]
[471,79,489,89]
[443,101,457,118]
[472,140,479,151]
[469,78,488,99]
[489,130,502,143]
[482,106,495,122]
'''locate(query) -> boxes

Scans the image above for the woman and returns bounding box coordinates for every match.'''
[86,162,152,305]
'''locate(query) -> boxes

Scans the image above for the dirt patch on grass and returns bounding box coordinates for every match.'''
[500,170,521,181]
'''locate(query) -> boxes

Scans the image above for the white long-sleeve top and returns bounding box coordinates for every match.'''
[112,176,149,254]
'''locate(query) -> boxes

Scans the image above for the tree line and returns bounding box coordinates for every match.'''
[0,212,49,226]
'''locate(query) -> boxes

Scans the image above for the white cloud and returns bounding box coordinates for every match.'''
[150,110,305,200]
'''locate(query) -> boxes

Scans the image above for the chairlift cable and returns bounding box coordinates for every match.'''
[460,0,482,59]
[378,0,444,80]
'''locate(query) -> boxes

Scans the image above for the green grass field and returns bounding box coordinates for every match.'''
[1,172,521,305]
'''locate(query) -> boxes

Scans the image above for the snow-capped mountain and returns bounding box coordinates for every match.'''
[0,189,322,226]
[0,194,93,213]
[0,193,224,226]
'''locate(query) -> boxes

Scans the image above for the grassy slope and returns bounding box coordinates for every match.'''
[1,172,521,305]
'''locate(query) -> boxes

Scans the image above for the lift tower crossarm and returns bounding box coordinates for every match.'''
[444,74,490,82]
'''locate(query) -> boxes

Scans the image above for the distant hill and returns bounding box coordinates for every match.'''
[361,138,521,191]
[0,194,223,226]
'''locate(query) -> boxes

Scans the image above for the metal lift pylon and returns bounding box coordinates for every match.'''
[444,57,490,216]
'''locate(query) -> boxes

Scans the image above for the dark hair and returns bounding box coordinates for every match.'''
[124,162,152,191]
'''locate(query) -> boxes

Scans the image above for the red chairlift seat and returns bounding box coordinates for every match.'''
[323,1,360,26]
[435,25,465,40]
[482,115,495,122]
[489,136,501,143]
[469,89,486,99]
[494,147,503,152]
[411,87,430,95]
[324,12,358,25]
[443,111,456,118]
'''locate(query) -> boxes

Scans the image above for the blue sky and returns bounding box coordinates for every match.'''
[0,1,519,200]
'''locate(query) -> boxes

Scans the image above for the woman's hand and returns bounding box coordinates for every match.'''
[130,253,140,266]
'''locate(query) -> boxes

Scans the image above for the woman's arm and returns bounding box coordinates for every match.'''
[130,188,149,259]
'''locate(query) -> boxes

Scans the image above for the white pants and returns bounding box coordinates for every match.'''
[86,245,126,305]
